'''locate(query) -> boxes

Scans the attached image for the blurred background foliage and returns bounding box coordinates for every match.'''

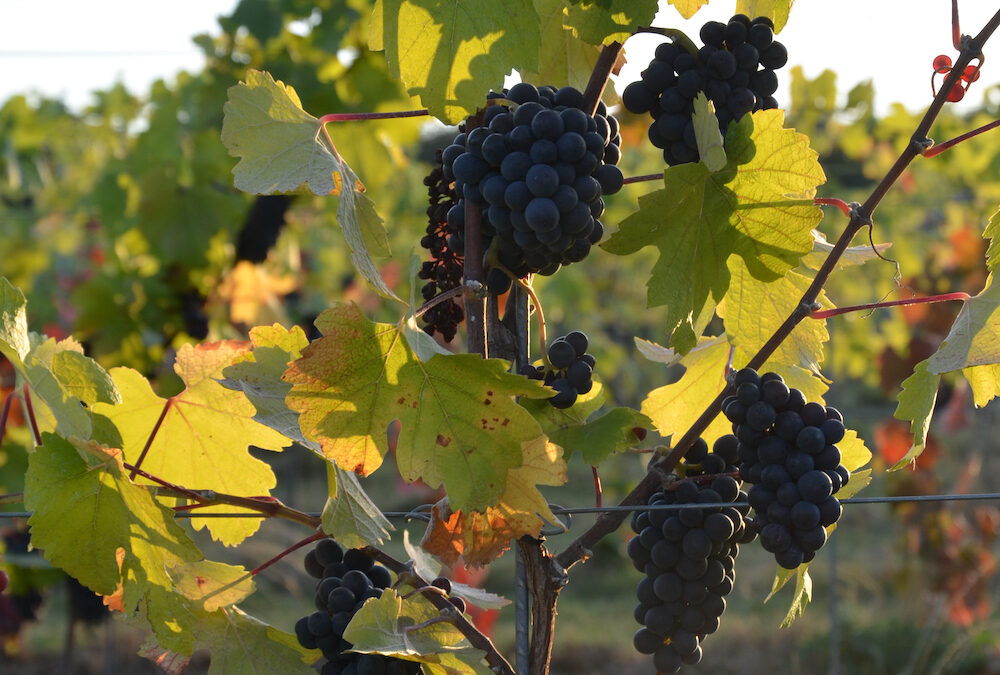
[2,0,1000,672]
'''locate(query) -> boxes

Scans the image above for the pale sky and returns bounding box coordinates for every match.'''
[0,1,997,115]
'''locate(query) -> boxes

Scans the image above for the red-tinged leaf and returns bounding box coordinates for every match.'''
[420,437,566,566]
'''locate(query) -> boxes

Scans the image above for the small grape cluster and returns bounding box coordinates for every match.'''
[295,539,420,675]
[721,368,850,569]
[520,330,595,409]
[440,83,623,287]
[418,148,464,342]
[621,14,788,166]
[627,436,754,673]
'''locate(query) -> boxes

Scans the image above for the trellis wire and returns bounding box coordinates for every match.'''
[2,491,999,521]
[1,490,997,673]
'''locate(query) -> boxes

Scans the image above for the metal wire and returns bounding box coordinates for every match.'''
[2,492,999,521]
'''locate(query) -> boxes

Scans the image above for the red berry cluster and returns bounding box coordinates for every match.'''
[932,54,982,102]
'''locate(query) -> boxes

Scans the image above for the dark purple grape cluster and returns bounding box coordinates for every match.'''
[296,539,420,675]
[621,14,788,166]
[722,368,850,569]
[627,436,755,673]
[440,83,623,288]
[520,330,595,409]
[418,148,464,342]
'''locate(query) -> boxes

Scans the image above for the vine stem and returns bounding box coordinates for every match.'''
[553,7,1000,575]
[922,118,1000,157]
[318,110,428,123]
[0,393,13,450]
[413,284,465,319]
[809,291,971,319]
[514,278,548,368]
[360,546,515,675]
[123,462,321,530]
[0,493,24,506]
[128,398,172,479]
[22,384,41,445]
[622,173,662,185]
[592,466,603,508]
[250,532,326,576]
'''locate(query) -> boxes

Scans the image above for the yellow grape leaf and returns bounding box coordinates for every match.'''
[283,304,553,512]
[963,363,1000,407]
[667,0,710,20]
[641,337,733,450]
[420,436,566,566]
[217,261,298,326]
[736,0,796,32]
[94,342,292,546]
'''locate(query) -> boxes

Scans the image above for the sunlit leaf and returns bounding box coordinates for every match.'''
[603,110,826,350]
[891,360,940,470]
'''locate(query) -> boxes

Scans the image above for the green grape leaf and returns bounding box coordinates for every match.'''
[736,0,796,32]
[373,0,541,124]
[24,434,203,654]
[7,336,120,445]
[927,279,1000,374]
[193,607,318,675]
[51,350,120,406]
[519,0,602,88]
[335,158,403,302]
[721,258,831,376]
[421,436,566,565]
[963,364,1000,407]
[985,207,1000,272]
[667,0,709,19]
[563,0,658,46]
[95,342,292,546]
[221,71,399,300]
[519,378,607,435]
[693,93,726,171]
[0,277,29,368]
[167,561,255,613]
[800,229,892,270]
[891,360,940,470]
[321,463,394,548]
[641,337,733,450]
[221,70,339,196]
[344,588,489,673]
[602,111,826,350]
[284,304,553,512]
[220,323,317,450]
[548,407,652,464]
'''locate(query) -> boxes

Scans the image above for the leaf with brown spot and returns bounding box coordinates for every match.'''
[421,437,567,566]
[284,304,553,512]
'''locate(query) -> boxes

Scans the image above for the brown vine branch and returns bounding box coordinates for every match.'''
[123,462,322,530]
[360,546,515,675]
[553,7,1000,575]
[581,41,623,117]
